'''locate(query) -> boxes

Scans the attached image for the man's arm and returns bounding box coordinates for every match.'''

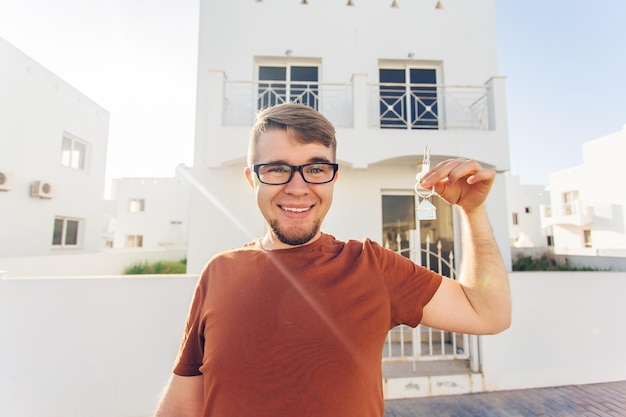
[419,158,512,335]
[154,374,203,417]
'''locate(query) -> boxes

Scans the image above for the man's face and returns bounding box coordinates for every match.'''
[245,128,338,249]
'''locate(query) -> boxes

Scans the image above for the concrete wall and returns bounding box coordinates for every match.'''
[2,271,625,417]
[482,271,626,390]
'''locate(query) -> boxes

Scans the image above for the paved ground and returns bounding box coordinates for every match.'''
[384,380,626,417]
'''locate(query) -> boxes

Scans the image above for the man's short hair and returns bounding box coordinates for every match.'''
[248,103,337,165]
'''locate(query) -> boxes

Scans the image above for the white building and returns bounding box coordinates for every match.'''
[0,37,110,259]
[186,0,511,274]
[505,174,550,248]
[106,175,189,251]
[541,126,626,257]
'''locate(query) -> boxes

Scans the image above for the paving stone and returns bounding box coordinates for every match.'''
[384,381,626,417]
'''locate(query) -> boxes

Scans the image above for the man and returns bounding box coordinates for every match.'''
[155,103,511,417]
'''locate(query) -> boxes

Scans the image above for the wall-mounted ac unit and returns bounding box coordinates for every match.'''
[0,171,11,191]
[31,180,54,199]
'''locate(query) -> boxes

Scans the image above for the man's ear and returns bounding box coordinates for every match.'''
[244,166,255,188]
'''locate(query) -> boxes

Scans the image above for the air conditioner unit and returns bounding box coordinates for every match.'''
[0,171,11,191]
[31,180,54,199]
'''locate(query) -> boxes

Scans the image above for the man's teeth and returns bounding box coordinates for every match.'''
[282,207,309,213]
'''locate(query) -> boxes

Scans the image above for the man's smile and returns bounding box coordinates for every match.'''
[280,205,313,213]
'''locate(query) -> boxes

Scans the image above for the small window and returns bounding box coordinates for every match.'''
[126,235,143,248]
[524,206,531,214]
[583,230,592,248]
[129,198,145,213]
[52,217,81,247]
[512,212,519,225]
[61,133,87,170]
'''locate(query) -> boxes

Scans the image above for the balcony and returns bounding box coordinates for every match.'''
[540,202,594,227]
[202,71,509,168]
[221,77,495,131]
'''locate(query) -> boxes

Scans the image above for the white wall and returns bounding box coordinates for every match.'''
[0,275,197,417]
[199,0,498,84]
[0,37,109,257]
[2,271,626,417]
[0,248,187,277]
[482,271,626,390]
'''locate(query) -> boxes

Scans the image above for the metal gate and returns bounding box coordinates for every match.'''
[383,232,480,371]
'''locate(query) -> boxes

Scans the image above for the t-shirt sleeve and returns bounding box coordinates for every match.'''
[373,241,442,328]
[172,272,207,376]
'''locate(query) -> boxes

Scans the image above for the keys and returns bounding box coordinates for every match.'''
[417,198,437,220]
[415,145,437,220]
[418,145,431,183]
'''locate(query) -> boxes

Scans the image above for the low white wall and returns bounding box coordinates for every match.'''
[1,272,625,417]
[482,271,626,390]
[0,275,197,417]
[0,248,187,277]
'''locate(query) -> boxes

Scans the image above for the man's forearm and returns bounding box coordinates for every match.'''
[458,204,511,333]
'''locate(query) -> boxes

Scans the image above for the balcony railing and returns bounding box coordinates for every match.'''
[372,83,489,130]
[223,80,353,128]
[222,79,491,131]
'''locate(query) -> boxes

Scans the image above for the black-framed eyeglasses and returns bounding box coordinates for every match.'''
[251,162,339,185]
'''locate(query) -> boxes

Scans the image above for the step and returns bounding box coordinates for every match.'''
[382,360,484,399]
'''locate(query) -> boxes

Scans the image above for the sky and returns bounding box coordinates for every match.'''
[1,0,625,187]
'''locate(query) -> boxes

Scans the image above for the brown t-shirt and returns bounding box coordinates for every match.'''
[173,233,442,417]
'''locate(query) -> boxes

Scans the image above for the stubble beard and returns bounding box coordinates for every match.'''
[269,219,321,246]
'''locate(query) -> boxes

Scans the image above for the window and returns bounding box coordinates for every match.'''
[583,230,592,248]
[61,133,87,170]
[379,66,439,129]
[524,206,531,214]
[258,64,319,110]
[512,212,519,225]
[562,191,578,215]
[129,198,145,213]
[52,217,81,247]
[126,235,143,248]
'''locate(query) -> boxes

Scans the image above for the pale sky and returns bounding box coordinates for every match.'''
[1,0,625,186]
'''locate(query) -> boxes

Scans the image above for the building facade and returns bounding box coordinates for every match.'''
[0,37,110,259]
[106,175,189,251]
[541,126,626,257]
[186,0,511,273]
[505,174,551,248]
